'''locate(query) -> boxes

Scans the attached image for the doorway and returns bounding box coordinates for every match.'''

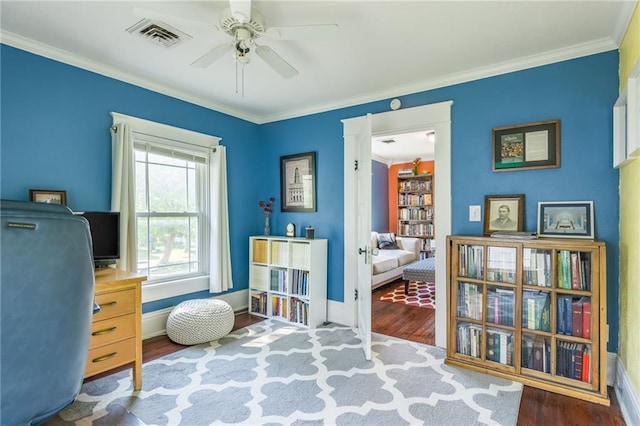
[371,129,436,345]
[343,101,452,350]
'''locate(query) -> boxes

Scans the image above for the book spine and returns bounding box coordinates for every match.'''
[572,298,583,337]
[582,297,592,339]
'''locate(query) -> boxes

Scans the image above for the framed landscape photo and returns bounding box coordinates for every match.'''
[537,201,594,239]
[483,194,525,235]
[492,119,560,172]
[280,151,316,212]
[29,189,67,206]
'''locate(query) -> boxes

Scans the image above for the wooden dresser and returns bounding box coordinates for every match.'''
[84,268,146,390]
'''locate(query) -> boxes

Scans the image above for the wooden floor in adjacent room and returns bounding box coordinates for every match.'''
[136,291,625,426]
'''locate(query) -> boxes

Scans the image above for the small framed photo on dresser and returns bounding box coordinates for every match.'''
[29,189,67,206]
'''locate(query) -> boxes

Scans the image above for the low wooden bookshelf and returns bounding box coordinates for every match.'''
[249,236,327,328]
[446,235,608,405]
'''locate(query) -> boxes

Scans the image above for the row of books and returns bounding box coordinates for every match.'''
[456,322,483,358]
[457,282,483,320]
[557,341,592,382]
[250,292,268,316]
[557,250,591,291]
[420,239,436,252]
[458,244,484,279]
[252,239,268,264]
[289,297,309,325]
[398,180,432,192]
[398,223,434,238]
[486,329,514,366]
[270,241,289,266]
[558,296,591,338]
[289,243,311,269]
[522,248,552,287]
[523,291,551,332]
[271,296,287,318]
[290,269,310,296]
[486,247,517,283]
[522,335,551,373]
[398,207,433,221]
[398,193,432,206]
[486,288,514,326]
[270,269,288,293]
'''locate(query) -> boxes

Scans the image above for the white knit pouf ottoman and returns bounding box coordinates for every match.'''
[166,299,234,345]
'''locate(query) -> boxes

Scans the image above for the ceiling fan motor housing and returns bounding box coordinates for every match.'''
[219,7,265,38]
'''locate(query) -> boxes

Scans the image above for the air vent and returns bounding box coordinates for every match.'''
[380,139,396,144]
[126,19,192,49]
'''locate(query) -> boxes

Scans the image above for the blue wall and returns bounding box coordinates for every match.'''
[371,160,389,233]
[1,45,620,350]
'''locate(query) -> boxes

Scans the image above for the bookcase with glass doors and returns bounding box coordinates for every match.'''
[446,235,609,405]
[248,236,327,328]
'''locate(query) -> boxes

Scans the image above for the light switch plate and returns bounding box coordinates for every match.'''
[469,205,481,222]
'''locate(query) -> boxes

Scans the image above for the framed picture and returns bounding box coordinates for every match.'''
[29,189,67,206]
[492,119,560,172]
[483,194,525,235]
[280,151,316,212]
[537,201,594,239]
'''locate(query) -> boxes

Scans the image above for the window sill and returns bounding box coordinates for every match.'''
[141,275,209,303]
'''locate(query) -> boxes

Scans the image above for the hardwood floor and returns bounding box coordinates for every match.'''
[110,292,624,425]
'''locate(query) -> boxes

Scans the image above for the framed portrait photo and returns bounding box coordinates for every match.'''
[29,189,67,206]
[483,194,525,235]
[280,151,316,212]
[537,201,594,239]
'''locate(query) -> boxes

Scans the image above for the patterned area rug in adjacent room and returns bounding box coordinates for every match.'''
[379,280,435,309]
[50,319,522,426]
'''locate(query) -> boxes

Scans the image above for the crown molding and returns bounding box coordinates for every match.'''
[2,30,618,126]
[259,38,618,124]
[0,30,261,124]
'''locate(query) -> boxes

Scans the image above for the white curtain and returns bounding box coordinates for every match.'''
[209,145,234,292]
[110,123,137,272]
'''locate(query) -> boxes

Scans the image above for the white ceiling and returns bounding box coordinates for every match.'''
[1,1,635,161]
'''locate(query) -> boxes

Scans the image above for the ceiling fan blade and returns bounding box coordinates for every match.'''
[264,24,339,40]
[132,7,219,32]
[229,0,252,24]
[190,43,233,68]
[255,45,298,79]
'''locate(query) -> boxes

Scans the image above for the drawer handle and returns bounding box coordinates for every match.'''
[101,301,118,307]
[92,326,117,336]
[92,352,117,363]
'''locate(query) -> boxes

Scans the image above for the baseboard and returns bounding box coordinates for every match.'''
[141,289,248,339]
[607,352,617,386]
[616,357,640,426]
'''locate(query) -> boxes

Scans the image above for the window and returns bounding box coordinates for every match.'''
[134,145,207,281]
[111,112,226,302]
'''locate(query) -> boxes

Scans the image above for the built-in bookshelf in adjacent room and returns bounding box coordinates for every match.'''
[249,236,327,328]
[397,173,434,259]
[446,235,608,406]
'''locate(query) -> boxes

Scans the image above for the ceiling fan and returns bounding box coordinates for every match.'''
[133,0,339,81]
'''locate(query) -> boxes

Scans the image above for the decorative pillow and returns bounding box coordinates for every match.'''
[377,233,399,250]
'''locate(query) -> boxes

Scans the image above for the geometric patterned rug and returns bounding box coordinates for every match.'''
[379,280,436,309]
[50,319,522,426]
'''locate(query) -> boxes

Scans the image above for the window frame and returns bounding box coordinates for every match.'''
[111,112,220,303]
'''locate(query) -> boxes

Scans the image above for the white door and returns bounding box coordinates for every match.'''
[355,114,373,359]
[342,113,373,359]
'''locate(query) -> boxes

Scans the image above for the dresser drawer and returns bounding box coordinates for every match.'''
[93,288,135,321]
[89,314,135,349]
[85,337,136,377]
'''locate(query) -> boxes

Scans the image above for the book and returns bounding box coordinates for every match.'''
[582,297,592,339]
[572,297,583,337]
[533,337,544,371]
[570,252,580,290]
